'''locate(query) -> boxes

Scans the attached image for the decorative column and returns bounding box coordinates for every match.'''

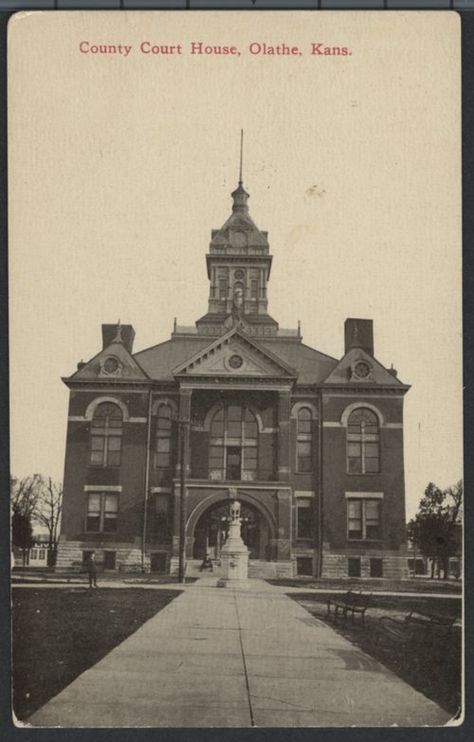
[176,388,192,477]
[277,390,291,482]
[177,387,192,582]
[276,490,292,561]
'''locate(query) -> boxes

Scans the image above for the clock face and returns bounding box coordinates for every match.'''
[103,356,119,374]
[354,361,370,379]
[228,354,243,369]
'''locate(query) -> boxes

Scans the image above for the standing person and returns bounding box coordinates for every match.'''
[87,551,98,589]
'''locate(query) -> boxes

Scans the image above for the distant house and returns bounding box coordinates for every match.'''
[407,520,462,579]
[13,532,49,568]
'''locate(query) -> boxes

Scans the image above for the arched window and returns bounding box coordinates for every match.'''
[90,402,123,467]
[296,407,313,472]
[347,407,380,474]
[209,404,258,481]
[155,404,174,469]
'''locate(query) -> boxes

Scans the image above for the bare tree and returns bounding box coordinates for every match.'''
[10,474,42,565]
[10,474,42,518]
[34,477,63,566]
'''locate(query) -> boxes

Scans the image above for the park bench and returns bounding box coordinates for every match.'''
[327,590,372,624]
[374,611,457,662]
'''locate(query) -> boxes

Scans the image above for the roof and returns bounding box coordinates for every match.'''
[133,333,338,384]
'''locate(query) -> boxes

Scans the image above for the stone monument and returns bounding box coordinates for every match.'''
[217,495,250,588]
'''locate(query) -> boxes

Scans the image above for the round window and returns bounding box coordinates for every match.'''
[228,354,243,369]
[103,357,119,374]
[354,361,370,379]
[234,269,245,280]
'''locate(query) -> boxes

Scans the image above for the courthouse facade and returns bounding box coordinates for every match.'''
[57,174,409,578]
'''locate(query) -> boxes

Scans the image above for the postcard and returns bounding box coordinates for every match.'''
[9,10,462,728]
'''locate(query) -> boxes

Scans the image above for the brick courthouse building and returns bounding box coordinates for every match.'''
[57,174,410,578]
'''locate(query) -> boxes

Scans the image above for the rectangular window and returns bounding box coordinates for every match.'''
[347,499,362,540]
[297,441,312,472]
[297,500,314,539]
[104,551,116,570]
[296,557,313,576]
[250,279,259,299]
[219,279,228,300]
[243,445,258,472]
[226,447,242,480]
[347,499,381,541]
[155,494,171,543]
[348,557,361,577]
[370,558,383,578]
[103,494,119,532]
[86,494,101,532]
[86,493,119,533]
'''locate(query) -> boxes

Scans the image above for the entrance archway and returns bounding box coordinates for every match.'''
[192,500,270,560]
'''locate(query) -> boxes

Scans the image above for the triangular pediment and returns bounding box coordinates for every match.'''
[69,341,149,382]
[322,347,407,387]
[211,213,268,247]
[173,329,296,378]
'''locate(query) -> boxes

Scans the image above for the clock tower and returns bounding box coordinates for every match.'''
[196,144,278,337]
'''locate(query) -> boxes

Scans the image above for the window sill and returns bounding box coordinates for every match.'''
[87,465,121,469]
[346,472,380,476]
[347,539,383,544]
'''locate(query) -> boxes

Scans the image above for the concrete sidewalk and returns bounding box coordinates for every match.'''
[27,578,452,728]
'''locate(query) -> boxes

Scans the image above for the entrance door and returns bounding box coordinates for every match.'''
[150,552,167,574]
[226,447,241,480]
[192,501,266,560]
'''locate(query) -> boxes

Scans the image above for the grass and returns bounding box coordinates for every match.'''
[267,577,462,594]
[12,587,182,721]
[291,591,462,717]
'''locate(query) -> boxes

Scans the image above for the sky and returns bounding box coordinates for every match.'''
[9,11,462,519]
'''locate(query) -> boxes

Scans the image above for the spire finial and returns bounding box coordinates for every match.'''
[113,319,123,344]
[239,129,244,185]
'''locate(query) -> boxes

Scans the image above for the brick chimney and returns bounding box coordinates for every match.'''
[102,323,135,354]
[344,318,373,356]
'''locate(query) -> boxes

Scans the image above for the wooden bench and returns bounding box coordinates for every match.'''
[374,611,457,661]
[327,590,372,624]
[405,609,457,637]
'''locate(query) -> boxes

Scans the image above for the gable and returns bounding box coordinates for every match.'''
[69,341,149,382]
[173,329,296,379]
[322,347,407,387]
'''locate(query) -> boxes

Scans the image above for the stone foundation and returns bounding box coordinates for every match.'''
[55,539,149,573]
[321,550,408,580]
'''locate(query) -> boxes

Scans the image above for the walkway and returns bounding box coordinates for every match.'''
[27,578,452,728]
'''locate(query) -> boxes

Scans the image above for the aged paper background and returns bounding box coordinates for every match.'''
[8,10,461,518]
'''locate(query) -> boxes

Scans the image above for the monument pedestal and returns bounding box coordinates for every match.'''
[216,500,250,588]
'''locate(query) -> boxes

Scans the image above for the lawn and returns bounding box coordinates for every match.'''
[268,577,462,594]
[12,587,182,721]
[291,592,462,717]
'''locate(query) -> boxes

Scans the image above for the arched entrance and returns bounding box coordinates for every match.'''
[192,500,270,560]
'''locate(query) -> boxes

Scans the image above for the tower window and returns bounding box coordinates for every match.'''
[90,402,123,467]
[296,407,313,472]
[209,405,258,481]
[219,279,228,300]
[347,408,380,474]
[250,279,259,300]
